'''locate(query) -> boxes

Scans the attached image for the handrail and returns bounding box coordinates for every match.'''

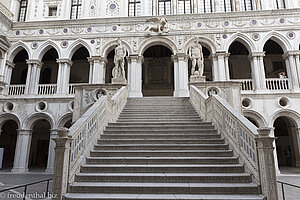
[0,178,53,200]
[189,85,278,199]
[52,86,128,199]
[277,180,300,200]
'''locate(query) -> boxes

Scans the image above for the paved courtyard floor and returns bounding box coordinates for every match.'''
[0,167,299,200]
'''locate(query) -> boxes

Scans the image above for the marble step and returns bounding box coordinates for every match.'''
[102,129,219,135]
[90,150,233,157]
[69,182,260,194]
[94,143,229,150]
[97,138,225,144]
[85,156,239,165]
[100,134,221,139]
[64,193,265,200]
[74,172,252,183]
[80,164,245,173]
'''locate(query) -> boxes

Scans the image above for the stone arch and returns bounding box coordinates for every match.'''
[138,37,177,56]
[0,113,21,129]
[101,39,132,57]
[57,112,72,128]
[184,36,216,54]
[243,110,267,128]
[66,39,92,60]
[269,109,300,128]
[225,33,256,53]
[260,31,292,53]
[7,41,31,62]
[23,112,56,130]
[34,40,61,61]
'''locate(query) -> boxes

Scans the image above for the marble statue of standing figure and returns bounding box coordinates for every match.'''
[112,39,126,79]
[189,40,204,76]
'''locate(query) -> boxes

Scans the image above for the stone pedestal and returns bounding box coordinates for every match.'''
[112,77,126,84]
[190,75,206,83]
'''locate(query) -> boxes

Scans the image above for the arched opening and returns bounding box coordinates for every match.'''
[40,48,58,84]
[228,41,251,79]
[263,40,287,78]
[245,116,259,128]
[10,49,29,84]
[70,47,90,83]
[0,120,18,170]
[29,119,50,170]
[64,119,72,128]
[273,116,300,169]
[105,48,128,83]
[188,45,212,81]
[142,45,174,96]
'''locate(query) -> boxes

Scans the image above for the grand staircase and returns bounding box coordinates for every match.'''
[64,97,265,200]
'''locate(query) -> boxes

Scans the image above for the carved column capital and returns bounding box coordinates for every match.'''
[248,52,265,60]
[6,60,15,69]
[56,58,73,66]
[89,56,108,64]
[26,59,43,68]
[127,55,144,63]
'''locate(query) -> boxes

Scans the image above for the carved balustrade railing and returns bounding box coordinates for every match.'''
[190,85,278,200]
[7,84,25,95]
[266,78,289,90]
[38,84,57,95]
[68,83,82,95]
[235,79,253,91]
[52,86,128,200]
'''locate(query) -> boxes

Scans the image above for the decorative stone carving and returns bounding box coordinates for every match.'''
[144,17,168,34]
[112,39,126,84]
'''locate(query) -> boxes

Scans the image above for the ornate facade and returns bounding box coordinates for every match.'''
[0,0,300,175]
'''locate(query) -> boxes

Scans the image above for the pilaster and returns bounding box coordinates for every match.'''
[248,52,267,92]
[25,59,43,95]
[88,56,107,84]
[172,53,189,97]
[56,59,72,94]
[127,55,143,97]
[11,129,32,173]
[283,51,300,91]
[45,129,59,173]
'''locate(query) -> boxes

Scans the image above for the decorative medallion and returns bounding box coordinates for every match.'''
[112,26,117,31]
[61,41,68,48]
[197,22,202,28]
[109,3,116,10]
[63,28,68,33]
[90,39,95,44]
[91,5,95,9]
[287,31,295,39]
[279,18,285,24]
[222,34,227,39]
[252,33,260,41]
[251,20,257,25]
[87,27,92,32]
[223,21,229,27]
[31,42,38,49]
[16,30,20,35]
[39,29,44,34]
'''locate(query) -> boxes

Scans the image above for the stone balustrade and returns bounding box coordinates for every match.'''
[52,86,128,200]
[190,85,278,200]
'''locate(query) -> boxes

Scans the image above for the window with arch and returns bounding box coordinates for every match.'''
[240,0,253,11]
[70,0,82,19]
[18,0,28,21]
[198,0,213,13]
[219,0,233,12]
[158,0,172,15]
[276,0,286,9]
[178,0,192,14]
[129,0,141,16]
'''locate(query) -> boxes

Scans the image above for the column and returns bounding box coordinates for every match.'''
[224,53,230,81]
[152,0,157,15]
[291,127,300,167]
[0,51,7,82]
[283,51,300,90]
[172,53,189,97]
[214,52,227,81]
[256,128,278,200]
[2,61,15,95]
[89,56,107,84]
[210,54,219,81]
[257,52,267,89]
[56,59,72,94]
[249,53,262,91]
[128,55,143,97]
[46,129,58,173]
[24,59,43,95]
[295,52,300,86]
[11,129,32,173]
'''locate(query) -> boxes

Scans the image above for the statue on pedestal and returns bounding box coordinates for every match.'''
[112,39,126,79]
[189,40,204,76]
